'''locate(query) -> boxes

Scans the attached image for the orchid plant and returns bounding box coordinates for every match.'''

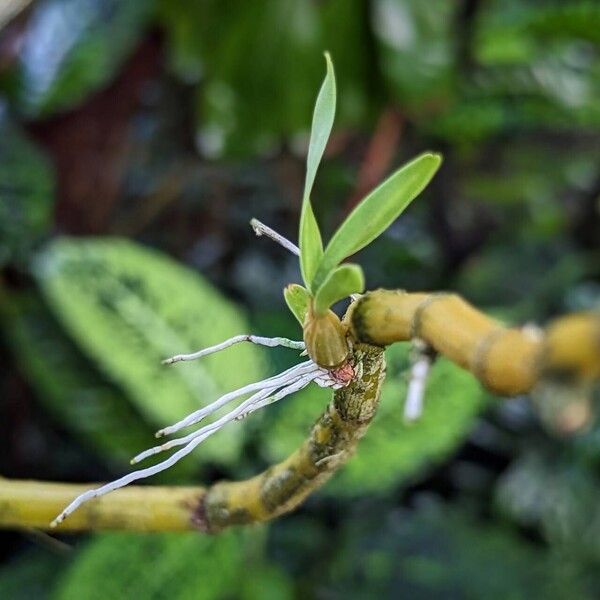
[51,54,441,527]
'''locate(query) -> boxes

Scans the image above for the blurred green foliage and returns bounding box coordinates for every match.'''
[0,113,54,267]
[2,0,151,117]
[325,502,588,599]
[0,292,155,471]
[0,0,599,597]
[53,530,291,600]
[158,0,374,157]
[496,445,600,565]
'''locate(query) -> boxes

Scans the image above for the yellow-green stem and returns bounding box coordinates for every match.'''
[349,289,600,395]
[0,343,385,533]
[1,291,598,533]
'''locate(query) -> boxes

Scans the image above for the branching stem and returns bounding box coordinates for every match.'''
[1,291,598,534]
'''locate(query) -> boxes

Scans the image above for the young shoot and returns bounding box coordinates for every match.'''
[286,53,441,369]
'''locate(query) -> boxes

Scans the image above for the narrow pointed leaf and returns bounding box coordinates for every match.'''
[299,52,336,290]
[284,284,311,325]
[304,52,336,204]
[299,204,323,291]
[313,152,442,289]
[313,264,365,315]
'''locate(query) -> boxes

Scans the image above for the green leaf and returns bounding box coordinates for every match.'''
[304,52,336,207]
[313,263,364,314]
[33,237,266,467]
[299,52,336,290]
[313,152,442,289]
[261,344,488,496]
[299,205,323,292]
[284,284,311,325]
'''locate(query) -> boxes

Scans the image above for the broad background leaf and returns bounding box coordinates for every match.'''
[313,152,442,290]
[33,238,266,466]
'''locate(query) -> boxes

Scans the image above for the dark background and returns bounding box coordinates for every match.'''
[0,0,599,598]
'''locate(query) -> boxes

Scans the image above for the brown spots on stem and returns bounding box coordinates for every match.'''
[201,343,385,532]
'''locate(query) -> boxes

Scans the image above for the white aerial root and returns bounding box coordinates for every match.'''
[132,362,322,464]
[404,340,433,423]
[157,359,317,437]
[250,218,300,256]
[50,334,346,528]
[162,334,305,365]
